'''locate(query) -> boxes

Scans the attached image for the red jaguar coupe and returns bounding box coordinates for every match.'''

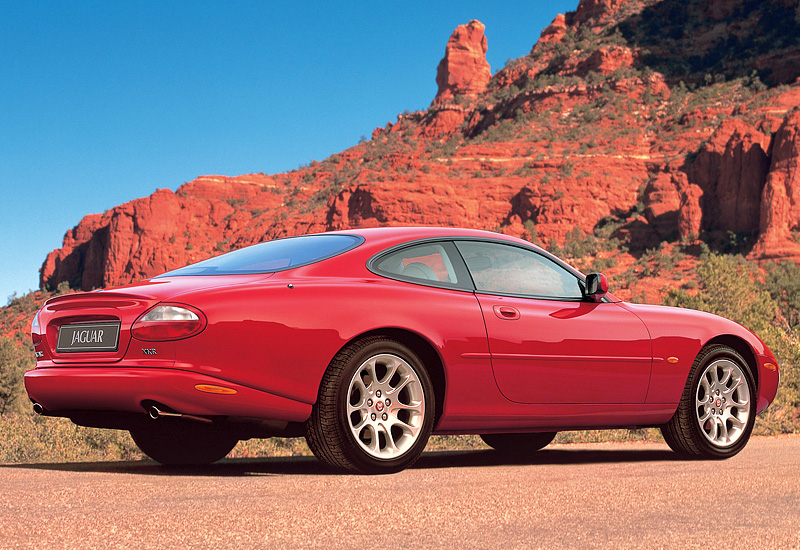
[25,227,780,473]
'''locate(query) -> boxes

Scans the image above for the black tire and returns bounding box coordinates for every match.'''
[305,337,435,474]
[480,432,557,454]
[130,422,238,465]
[660,344,756,459]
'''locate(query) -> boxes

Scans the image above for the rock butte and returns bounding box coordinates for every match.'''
[40,0,800,293]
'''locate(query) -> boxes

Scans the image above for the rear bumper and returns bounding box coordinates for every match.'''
[24,367,312,422]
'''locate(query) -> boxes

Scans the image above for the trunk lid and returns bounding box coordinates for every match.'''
[38,274,271,364]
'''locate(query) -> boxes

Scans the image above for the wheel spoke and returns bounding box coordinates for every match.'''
[378,424,399,453]
[716,416,729,443]
[390,416,415,432]
[349,410,368,430]
[731,394,750,408]
[382,358,401,385]
[362,424,379,453]
[364,359,378,389]
[724,378,743,399]
[388,372,413,396]
[699,377,711,397]
[706,416,718,441]
[349,378,368,408]
[726,413,745,429]
[718,364,733,386]
[393,398,423,412]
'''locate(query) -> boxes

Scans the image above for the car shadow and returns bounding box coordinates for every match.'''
[2,445,680,477]
[416,446,678,469]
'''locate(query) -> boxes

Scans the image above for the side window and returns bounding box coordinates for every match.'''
[455,241,583,299]
[373,243,460,285]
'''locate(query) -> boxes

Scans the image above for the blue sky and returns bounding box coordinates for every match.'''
[0,0,578,304]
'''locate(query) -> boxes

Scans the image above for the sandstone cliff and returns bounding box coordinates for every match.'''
[40,0,800,294]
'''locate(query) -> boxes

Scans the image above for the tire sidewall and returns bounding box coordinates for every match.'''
[333,339,435,474]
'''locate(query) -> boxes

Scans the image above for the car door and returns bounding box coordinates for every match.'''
[454,240,652,404]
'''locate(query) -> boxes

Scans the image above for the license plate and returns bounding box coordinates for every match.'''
[57,322,121,352]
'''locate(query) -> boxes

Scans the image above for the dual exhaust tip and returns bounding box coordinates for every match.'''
[31,402,210,424]
[148,404,180,420]
[148,404,211,424]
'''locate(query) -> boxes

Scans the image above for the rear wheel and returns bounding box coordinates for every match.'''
[480,432,557,454]
[660,344,755,459]
[130,423,238,465]
[305,337,435,474]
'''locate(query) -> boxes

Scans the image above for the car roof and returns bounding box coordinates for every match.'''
[325,226,539,251]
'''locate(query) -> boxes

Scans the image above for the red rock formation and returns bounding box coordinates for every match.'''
[418,106,468,138]
[751,109,800,261]
[569,0,625,27]
[690,119,770,234]
[642,169,682,240]
[35,4,800,294]
[577,46,635,76]
[40,174,284,290]
[539,14,567,44]
[432,20,491,105]
[678,184,704,241]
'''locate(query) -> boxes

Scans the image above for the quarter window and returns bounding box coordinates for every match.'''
[455,241,583,299]
[374,243,460,285]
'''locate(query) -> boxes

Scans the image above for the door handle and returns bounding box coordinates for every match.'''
[493,305,520,320]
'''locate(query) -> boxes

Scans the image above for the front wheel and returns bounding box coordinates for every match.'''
[130,423,239,465]
[661,344,756,459]
[305,337,435,474]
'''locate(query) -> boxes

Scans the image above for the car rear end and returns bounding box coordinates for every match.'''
[25,282,311,432]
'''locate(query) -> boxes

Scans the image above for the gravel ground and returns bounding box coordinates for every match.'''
[1,435,798,549]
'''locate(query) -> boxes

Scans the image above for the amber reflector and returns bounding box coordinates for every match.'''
[667,357,679,364]
[764,363,778,371]
[194,384,238,395]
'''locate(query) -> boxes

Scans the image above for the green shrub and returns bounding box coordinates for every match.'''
[765,260,800,329]
[0,414,142,463]
[0,336,33,415]
[662,252,775,335]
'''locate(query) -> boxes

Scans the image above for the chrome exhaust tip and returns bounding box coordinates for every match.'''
[148,405,178,420]
[32,402,44,415]
[148,405,211,423]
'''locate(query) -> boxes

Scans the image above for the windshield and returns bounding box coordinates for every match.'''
[157,234,364,277]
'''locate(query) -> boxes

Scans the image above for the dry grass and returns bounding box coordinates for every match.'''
[2,413,793,465]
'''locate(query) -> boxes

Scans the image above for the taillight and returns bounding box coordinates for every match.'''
[131,304,206,341]
[31,311,42,345]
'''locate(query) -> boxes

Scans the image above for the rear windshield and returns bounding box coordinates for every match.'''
[157,234,364,276]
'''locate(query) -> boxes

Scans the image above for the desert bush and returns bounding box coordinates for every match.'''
[0,414,142,463]
[0,336,33,415]
[662,252,775,334]
[548,224,625,272]
[765,260,800,329]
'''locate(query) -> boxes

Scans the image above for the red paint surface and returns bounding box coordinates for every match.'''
[25,227,780,434]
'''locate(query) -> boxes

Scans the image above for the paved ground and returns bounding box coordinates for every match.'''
[1,435,799,549]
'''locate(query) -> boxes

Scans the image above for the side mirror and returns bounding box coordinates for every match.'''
[585,273,609,302]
